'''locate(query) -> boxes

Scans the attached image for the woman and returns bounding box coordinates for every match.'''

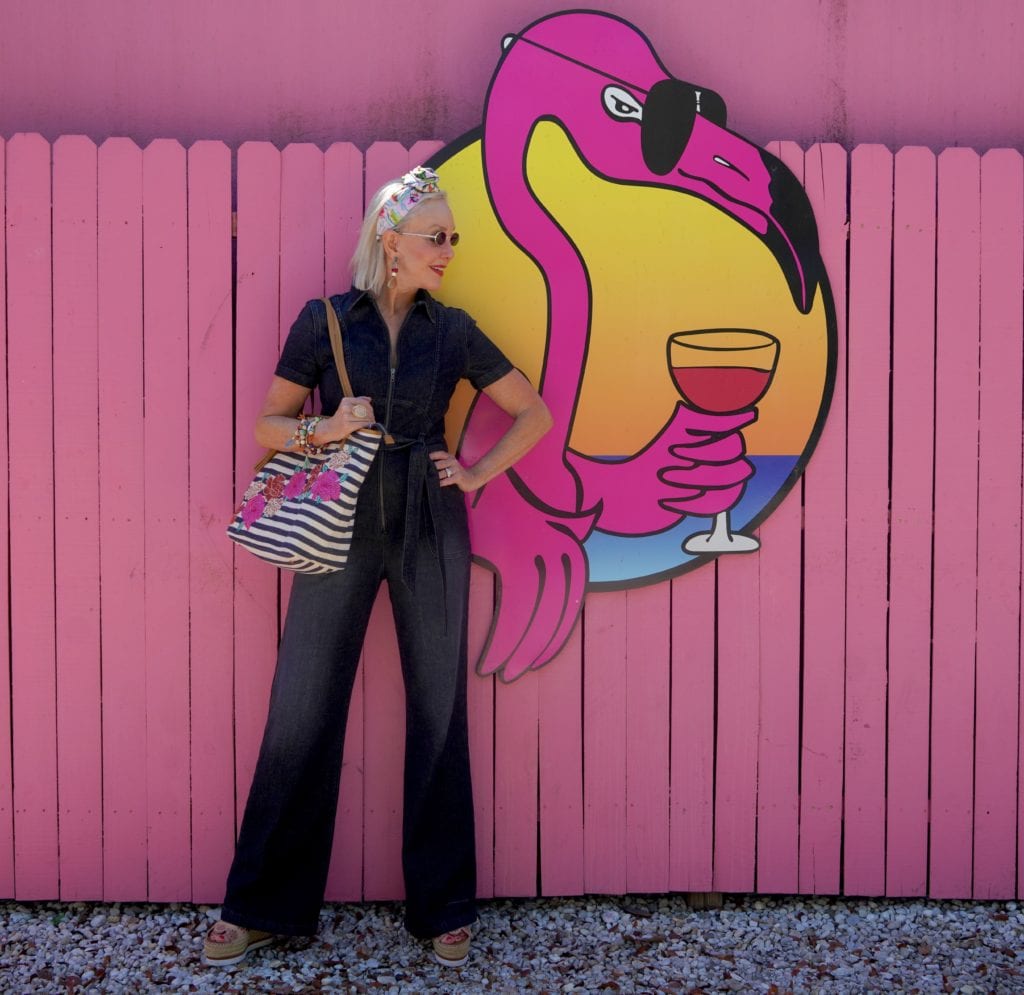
[204,167,551,968]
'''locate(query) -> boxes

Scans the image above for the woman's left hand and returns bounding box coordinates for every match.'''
[431,450,479,492]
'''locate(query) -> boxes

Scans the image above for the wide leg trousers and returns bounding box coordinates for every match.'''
[220,526,477,939]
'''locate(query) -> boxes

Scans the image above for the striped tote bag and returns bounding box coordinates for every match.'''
[226,429,381,573]
[227,297,386,573]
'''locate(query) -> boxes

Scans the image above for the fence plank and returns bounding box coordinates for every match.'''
[142,139,191,900]
[626,585,671,893]
[468,568,497,898]
[186,140,236,903]
[583,590,628,893]
[713,553,760,892]
[323,141,367,902]
[0,136,12,897]
[53,135,102,899]
[278,143,327,619]
[973,149,1023,899]
[97,138,147,898]
[844,143,893,896]
[538,625,584,896]
[930,148,982,898]
[7,133,58,898]
[757,483,802,894]
[887,147,937,897]
[233,142,284,834]
[799,143,848,894]
[280,143,327,332]
[359,142,427,900]
[755,140,803,895]
[669,568,715,892]
[493,672,539,895]
[324,143,364,293]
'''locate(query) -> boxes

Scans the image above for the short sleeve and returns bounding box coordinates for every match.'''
[274,301,323,388]
[463,313,515,390]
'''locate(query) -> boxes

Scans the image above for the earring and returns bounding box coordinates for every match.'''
[387,255,399,289]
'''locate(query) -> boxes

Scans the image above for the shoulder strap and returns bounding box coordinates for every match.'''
[321,297,355,397]
[321,296,393,445]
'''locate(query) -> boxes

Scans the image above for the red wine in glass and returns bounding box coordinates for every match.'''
[670,365,774,413]
[668,329,780,553]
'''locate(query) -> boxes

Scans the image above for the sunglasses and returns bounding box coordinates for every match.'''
[397,230,460,247]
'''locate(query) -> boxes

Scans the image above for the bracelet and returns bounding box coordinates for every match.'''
[304,415,325,455]
[288,415,326,456]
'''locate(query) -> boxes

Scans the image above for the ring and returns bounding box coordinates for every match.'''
[446,467,453,479]
[352,403,368,419]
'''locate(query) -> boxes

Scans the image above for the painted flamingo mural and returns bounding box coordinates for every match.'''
[430,10,835,682]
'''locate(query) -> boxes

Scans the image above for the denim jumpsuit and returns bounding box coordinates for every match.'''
[221,290,513,939]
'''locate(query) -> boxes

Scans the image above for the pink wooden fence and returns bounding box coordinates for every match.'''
[2,135,1022,904]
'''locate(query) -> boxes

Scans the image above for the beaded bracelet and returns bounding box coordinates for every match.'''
[287,415,326,456]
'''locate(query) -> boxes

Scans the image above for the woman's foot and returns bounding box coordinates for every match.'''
[431,926,471,966]
[203,920,276,967]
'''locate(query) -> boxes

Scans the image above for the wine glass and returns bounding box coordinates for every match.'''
[668,329,780,554]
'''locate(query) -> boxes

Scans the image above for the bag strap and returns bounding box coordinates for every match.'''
[321,296,355,397]
[321,297,393,445]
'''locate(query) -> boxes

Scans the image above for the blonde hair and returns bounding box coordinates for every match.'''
[350,179,447,297]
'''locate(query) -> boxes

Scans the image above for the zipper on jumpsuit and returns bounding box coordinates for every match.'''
[380,366,396,531]
[373,297,411,535]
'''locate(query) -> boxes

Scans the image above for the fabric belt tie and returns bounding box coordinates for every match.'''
[387,434,448,607]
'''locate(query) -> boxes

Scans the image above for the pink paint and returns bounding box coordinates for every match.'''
[887,146,936,897]
[669,568,715,892]
[974,149,1023,899]
[2,2,1020,155]
[143,139,192,900]
[930,148,982,899]
[4,132,1024,906]
[582,591,628,894]
[466,568,497,899]
[7,134,58,899]
[844,144,892,896]
[713,553,760,892]
[797,142,848,895]
[186,141,237,903]
[752,141,802,896]
[625,586,671,893]
[538,625,584,896]
[756,484,802,893]
[0,138,10,899]
[233,141,285,836]
[97,138,148,899]
[493,674,539,896]
[53,136,103,900]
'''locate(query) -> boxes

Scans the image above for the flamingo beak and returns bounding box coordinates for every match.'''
[754,150,824,316]
[641,80,823,315]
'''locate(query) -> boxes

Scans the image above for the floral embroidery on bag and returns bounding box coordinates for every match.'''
[310,470,342,502]
[236,452,354,528]
[263,474,286,500]
[328,448,352,471]
[283,471,308,500]
[242,493,267,528]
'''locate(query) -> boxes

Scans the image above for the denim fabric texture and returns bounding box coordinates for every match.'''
[220,291,512,939]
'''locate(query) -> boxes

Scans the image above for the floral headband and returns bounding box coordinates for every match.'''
[375,166,442,237]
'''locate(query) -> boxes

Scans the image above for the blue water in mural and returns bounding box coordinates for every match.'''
[584,455,798,586]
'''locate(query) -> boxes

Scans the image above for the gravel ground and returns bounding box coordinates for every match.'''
[0,894,1020,994]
